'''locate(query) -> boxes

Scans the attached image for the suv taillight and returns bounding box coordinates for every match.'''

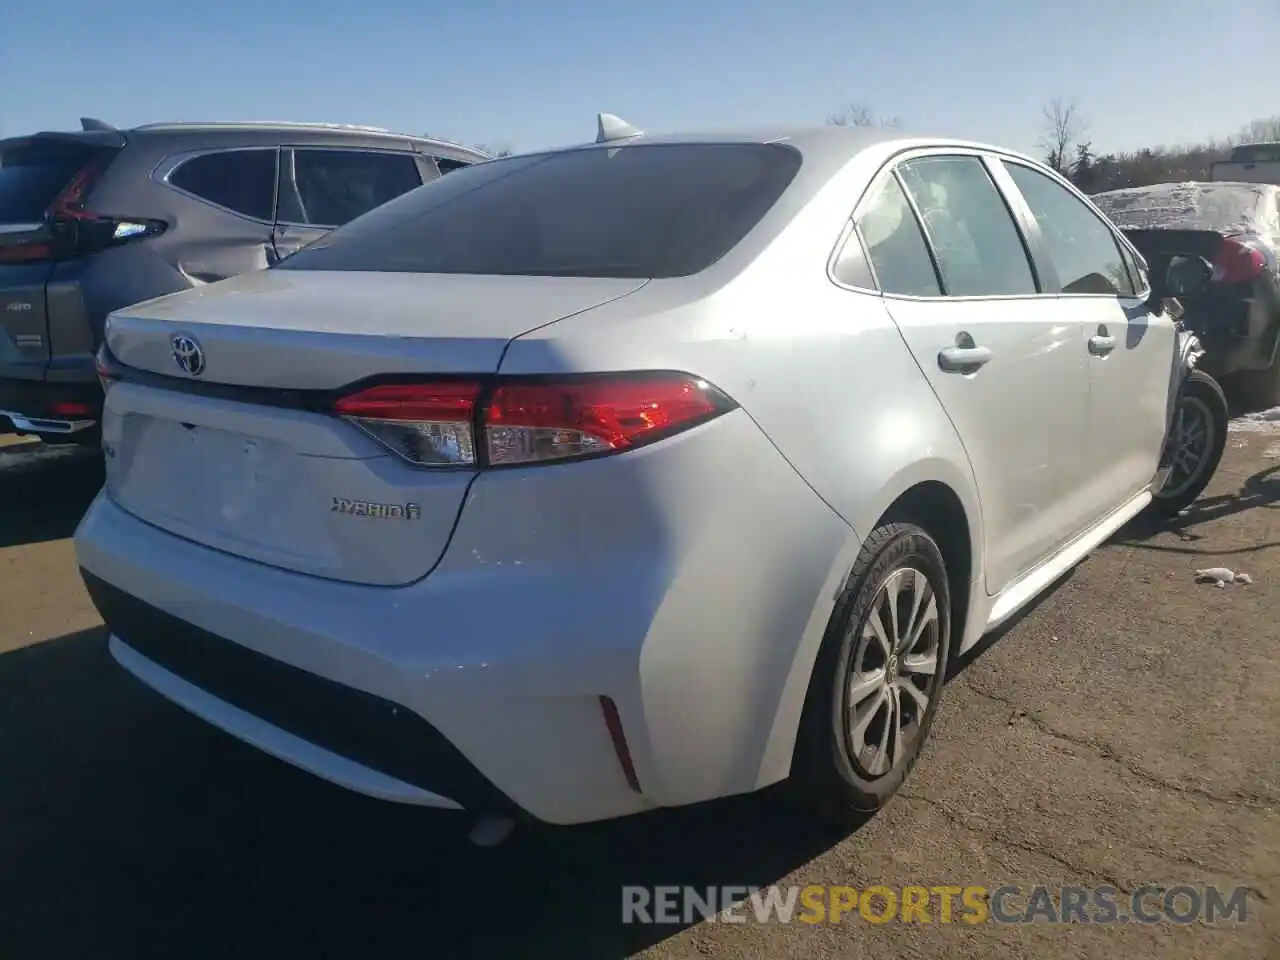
[332,373,736,468]
[46,155,166,257]
[1212,236,1267,284]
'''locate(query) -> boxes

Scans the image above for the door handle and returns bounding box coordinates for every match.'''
[1089,334,1116,356]
[938,345,993,373]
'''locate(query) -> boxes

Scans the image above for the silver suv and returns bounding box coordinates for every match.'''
[0,119,487,444]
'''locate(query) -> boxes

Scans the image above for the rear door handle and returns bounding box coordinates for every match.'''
[1089,334,1116,356]
[938,345,993,373]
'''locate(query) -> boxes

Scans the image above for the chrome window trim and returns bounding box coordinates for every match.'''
[153,146,281,226]
[829,144,1051,303]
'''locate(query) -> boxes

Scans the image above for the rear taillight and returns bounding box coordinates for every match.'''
[332,373,735,468]
[95,344,119,395]
[46,156,166,258]
[1212,236,1266,284]
[48,159,108,221]
[0,241,54,264]
[333,381,480,466]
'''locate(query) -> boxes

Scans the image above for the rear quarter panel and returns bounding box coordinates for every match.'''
[499,155,989,784]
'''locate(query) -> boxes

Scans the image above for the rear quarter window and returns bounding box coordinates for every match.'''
[275,142,803,279]
[169,149,278,222]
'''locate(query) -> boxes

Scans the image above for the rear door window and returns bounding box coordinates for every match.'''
[897,156,1038,296]
[276,143,803,278]
[1003,162,1135,296]
[0,140,117,224]
[285,149,423,227]
[169,149,278,222]
[853,175,942,297]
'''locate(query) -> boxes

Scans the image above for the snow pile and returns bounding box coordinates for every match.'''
[1091,181,1276,236]
[1229,407,1280,434]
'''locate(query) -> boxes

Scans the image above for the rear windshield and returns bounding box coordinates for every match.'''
[0,140,112,224]
[275,142,803,279]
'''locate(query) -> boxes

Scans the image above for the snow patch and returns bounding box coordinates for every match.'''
[1229,407,1280,434]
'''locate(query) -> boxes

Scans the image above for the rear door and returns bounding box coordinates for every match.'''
[857,151,1092,595]
[271,148,428,261]
[1000,159,1175,519]
[0,134,122,373]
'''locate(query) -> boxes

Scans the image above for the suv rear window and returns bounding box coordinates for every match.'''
[276,143,803,279]
[0,140,115,224]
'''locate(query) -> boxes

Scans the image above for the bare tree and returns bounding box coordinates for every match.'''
[1039,97,1087,174]
[1238,115,1280,144]
[476,142,514,158]
[827,102,900,128]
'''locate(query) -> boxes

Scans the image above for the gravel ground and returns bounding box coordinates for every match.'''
[1,431,1276,959]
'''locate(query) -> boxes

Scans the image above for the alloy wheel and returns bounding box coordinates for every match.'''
[1160,395,1214,499]
[842,566,942,779]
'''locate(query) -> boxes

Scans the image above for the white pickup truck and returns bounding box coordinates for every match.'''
[1211,142,1280,185]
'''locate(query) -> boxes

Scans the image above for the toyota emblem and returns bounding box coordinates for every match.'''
[171,334,205,377]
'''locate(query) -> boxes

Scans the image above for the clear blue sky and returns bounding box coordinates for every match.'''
[4,0,1277,157]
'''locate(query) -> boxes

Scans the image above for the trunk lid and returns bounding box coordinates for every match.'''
[0,259,54,366]
[103,269,646,585]
[106,269,646,388]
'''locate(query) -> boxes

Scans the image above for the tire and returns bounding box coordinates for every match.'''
[1151,369,1229,516]
[790,522,952,828]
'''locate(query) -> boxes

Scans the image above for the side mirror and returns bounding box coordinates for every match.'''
[1163,254,1213,298]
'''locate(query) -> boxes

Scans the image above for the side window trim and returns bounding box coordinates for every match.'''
[275,145,425,229]
[157,146,281,225]
[833,146,1069,301]
[997,156,1139,299]
[888,167,948,296]
[828,218,879,291]
[983,156,1059,294]
[828,166,945,297]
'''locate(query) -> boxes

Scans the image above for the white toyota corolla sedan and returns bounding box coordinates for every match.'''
[75,115,1206,835]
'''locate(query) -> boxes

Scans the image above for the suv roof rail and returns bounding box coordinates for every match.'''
[132,120,394,133]
[80,117,118,132]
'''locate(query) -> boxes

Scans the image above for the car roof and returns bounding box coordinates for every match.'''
[541,122,1042,168]
[124,120,484,155]
[2,119,488,162]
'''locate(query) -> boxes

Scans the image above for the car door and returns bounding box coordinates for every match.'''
[854,151,1091,596]
[271,148,429,261]
[999,159,1175,522]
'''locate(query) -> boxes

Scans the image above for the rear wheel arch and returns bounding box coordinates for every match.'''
[878,480,975,654]
[779,473,978,766]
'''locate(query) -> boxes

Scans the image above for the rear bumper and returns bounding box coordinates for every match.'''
[88,575,505,814]
[74,410,857,825]
[0,355,102,436]
[1182,287,1280,377]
